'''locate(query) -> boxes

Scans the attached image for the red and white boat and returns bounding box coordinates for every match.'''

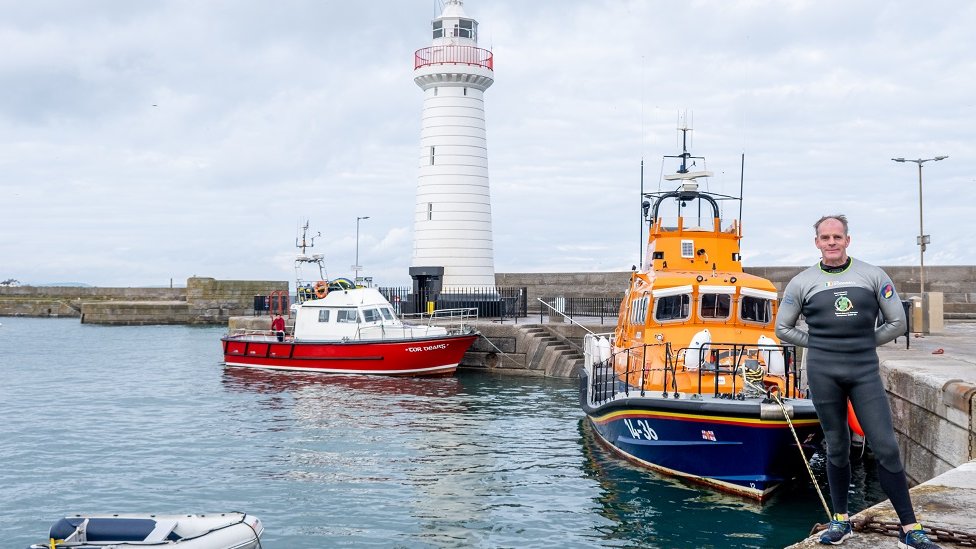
[222,287,479,376]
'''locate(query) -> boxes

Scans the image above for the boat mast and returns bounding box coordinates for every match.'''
[296,220,320,256]
[295,220,326,290]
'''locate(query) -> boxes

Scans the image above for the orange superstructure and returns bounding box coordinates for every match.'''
[579,127,820,501]
[610,159,795,397]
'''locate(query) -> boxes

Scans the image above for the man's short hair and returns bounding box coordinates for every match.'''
[814,214,849,235]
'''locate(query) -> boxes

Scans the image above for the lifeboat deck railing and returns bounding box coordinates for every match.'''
[585,334,803,406]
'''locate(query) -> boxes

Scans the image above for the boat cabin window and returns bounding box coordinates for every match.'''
[336,309,359,323]
[317,309,330,323]
[740,296,773,324]
[629,294,649,325]
[380,307,396,321]
[362,308,381,323]
[700,293,732,320]
[654,294,691,322]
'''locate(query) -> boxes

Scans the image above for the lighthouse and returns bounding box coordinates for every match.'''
[410,0,496,296]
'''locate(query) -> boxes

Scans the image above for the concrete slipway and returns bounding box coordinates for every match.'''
[787,322,976,548]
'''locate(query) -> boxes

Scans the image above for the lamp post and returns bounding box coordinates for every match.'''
[354,216,370,283]
[891,156,948,295]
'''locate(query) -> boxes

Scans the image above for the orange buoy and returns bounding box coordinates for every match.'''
[847,399,864,437]
[313,280,329,299]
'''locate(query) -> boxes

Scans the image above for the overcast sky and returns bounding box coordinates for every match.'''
[1,0,973,287]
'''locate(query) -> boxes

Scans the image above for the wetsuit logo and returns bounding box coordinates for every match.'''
[880,282,894,299]
[834,296,853,312]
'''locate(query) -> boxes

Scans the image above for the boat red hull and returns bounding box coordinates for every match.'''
[221,333,479,376]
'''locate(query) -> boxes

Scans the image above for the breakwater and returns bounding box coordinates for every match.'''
[498,265,976,320]
[4,266,974,324]
[0,277,286,325]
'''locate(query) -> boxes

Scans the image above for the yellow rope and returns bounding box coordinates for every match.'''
[768,387,832,521]
[739,371,831,521]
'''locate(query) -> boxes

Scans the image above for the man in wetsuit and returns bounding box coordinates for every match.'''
[775,214,940,548]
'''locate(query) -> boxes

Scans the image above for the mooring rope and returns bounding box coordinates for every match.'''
[740,374,832,521]
[477,333,524,367]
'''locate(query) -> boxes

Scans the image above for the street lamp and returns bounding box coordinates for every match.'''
[354,216,370,283]
[891,156,948,295]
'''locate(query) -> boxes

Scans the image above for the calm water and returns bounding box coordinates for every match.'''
[0,317,883,548]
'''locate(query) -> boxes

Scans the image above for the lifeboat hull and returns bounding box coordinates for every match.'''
[221,333,479,376]
[580,369,822,502]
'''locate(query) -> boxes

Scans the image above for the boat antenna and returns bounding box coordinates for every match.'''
[738,153,745,229]
[296,220,320,255]
[639,157,645,265]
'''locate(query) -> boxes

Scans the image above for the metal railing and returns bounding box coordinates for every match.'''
[401,307,479,332]
[539,296,621,324]
[586,337,803,406]
[415,45,493,70]
[378,286,527,322]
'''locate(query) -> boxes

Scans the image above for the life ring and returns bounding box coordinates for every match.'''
[847,399,864,437]
[313,280,329,299]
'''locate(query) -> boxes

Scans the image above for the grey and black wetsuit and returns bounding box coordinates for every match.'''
[775,257,914,524]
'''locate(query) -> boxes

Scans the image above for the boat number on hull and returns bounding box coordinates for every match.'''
[405,343,448,353]
[623,419,658,441]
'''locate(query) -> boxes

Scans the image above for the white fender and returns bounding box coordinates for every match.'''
[758,335,785,375]
[597,336,611,365]
[685,328,711,370]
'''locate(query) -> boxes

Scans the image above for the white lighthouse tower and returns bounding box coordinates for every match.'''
[410,0,495,295]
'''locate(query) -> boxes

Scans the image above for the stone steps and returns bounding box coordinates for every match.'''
[517,324,584,377]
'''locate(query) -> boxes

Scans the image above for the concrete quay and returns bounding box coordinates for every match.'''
[787,322,976,548]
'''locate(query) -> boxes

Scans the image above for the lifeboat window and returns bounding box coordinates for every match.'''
[681,240,694,258]
[629,295,649,325]
[363,308,383,323]
[740,296,772,324]
[654,294,691,322]
[700,293,732,320]
[317,309,331,323]
[337,309,359,323]
[380,307,396,320]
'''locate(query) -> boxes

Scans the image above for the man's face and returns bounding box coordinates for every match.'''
[815,218,850,265]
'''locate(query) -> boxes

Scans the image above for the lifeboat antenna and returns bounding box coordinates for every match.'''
[739,153,745,227]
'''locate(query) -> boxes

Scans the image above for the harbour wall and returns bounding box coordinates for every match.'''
[0,277,287,325]
[498,265,976,319]
[3,265,974,323]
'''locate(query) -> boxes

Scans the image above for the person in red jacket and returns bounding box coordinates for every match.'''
[271,314,286,342]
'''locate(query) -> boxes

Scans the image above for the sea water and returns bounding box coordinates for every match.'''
[0,317,883,548]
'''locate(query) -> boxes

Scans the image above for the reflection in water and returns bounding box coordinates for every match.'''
[579,418,887,548]
[221,365,464,399]
[579,419,767,548]
[4,320,891,548]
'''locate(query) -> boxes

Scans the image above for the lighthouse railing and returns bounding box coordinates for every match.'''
[414,45,493,70]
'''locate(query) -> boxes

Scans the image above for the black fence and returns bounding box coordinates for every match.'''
[378,286,528,322]
[539,296,622,324]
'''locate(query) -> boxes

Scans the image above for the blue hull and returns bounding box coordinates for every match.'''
[580,371,823,501]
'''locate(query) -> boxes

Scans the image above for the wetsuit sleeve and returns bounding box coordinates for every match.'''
[874,275,906,346]
[775,279,809,348]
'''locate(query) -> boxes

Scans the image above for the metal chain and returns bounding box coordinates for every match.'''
[811,515,976,546]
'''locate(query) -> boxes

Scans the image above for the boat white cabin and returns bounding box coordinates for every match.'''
[292,287,472,342]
